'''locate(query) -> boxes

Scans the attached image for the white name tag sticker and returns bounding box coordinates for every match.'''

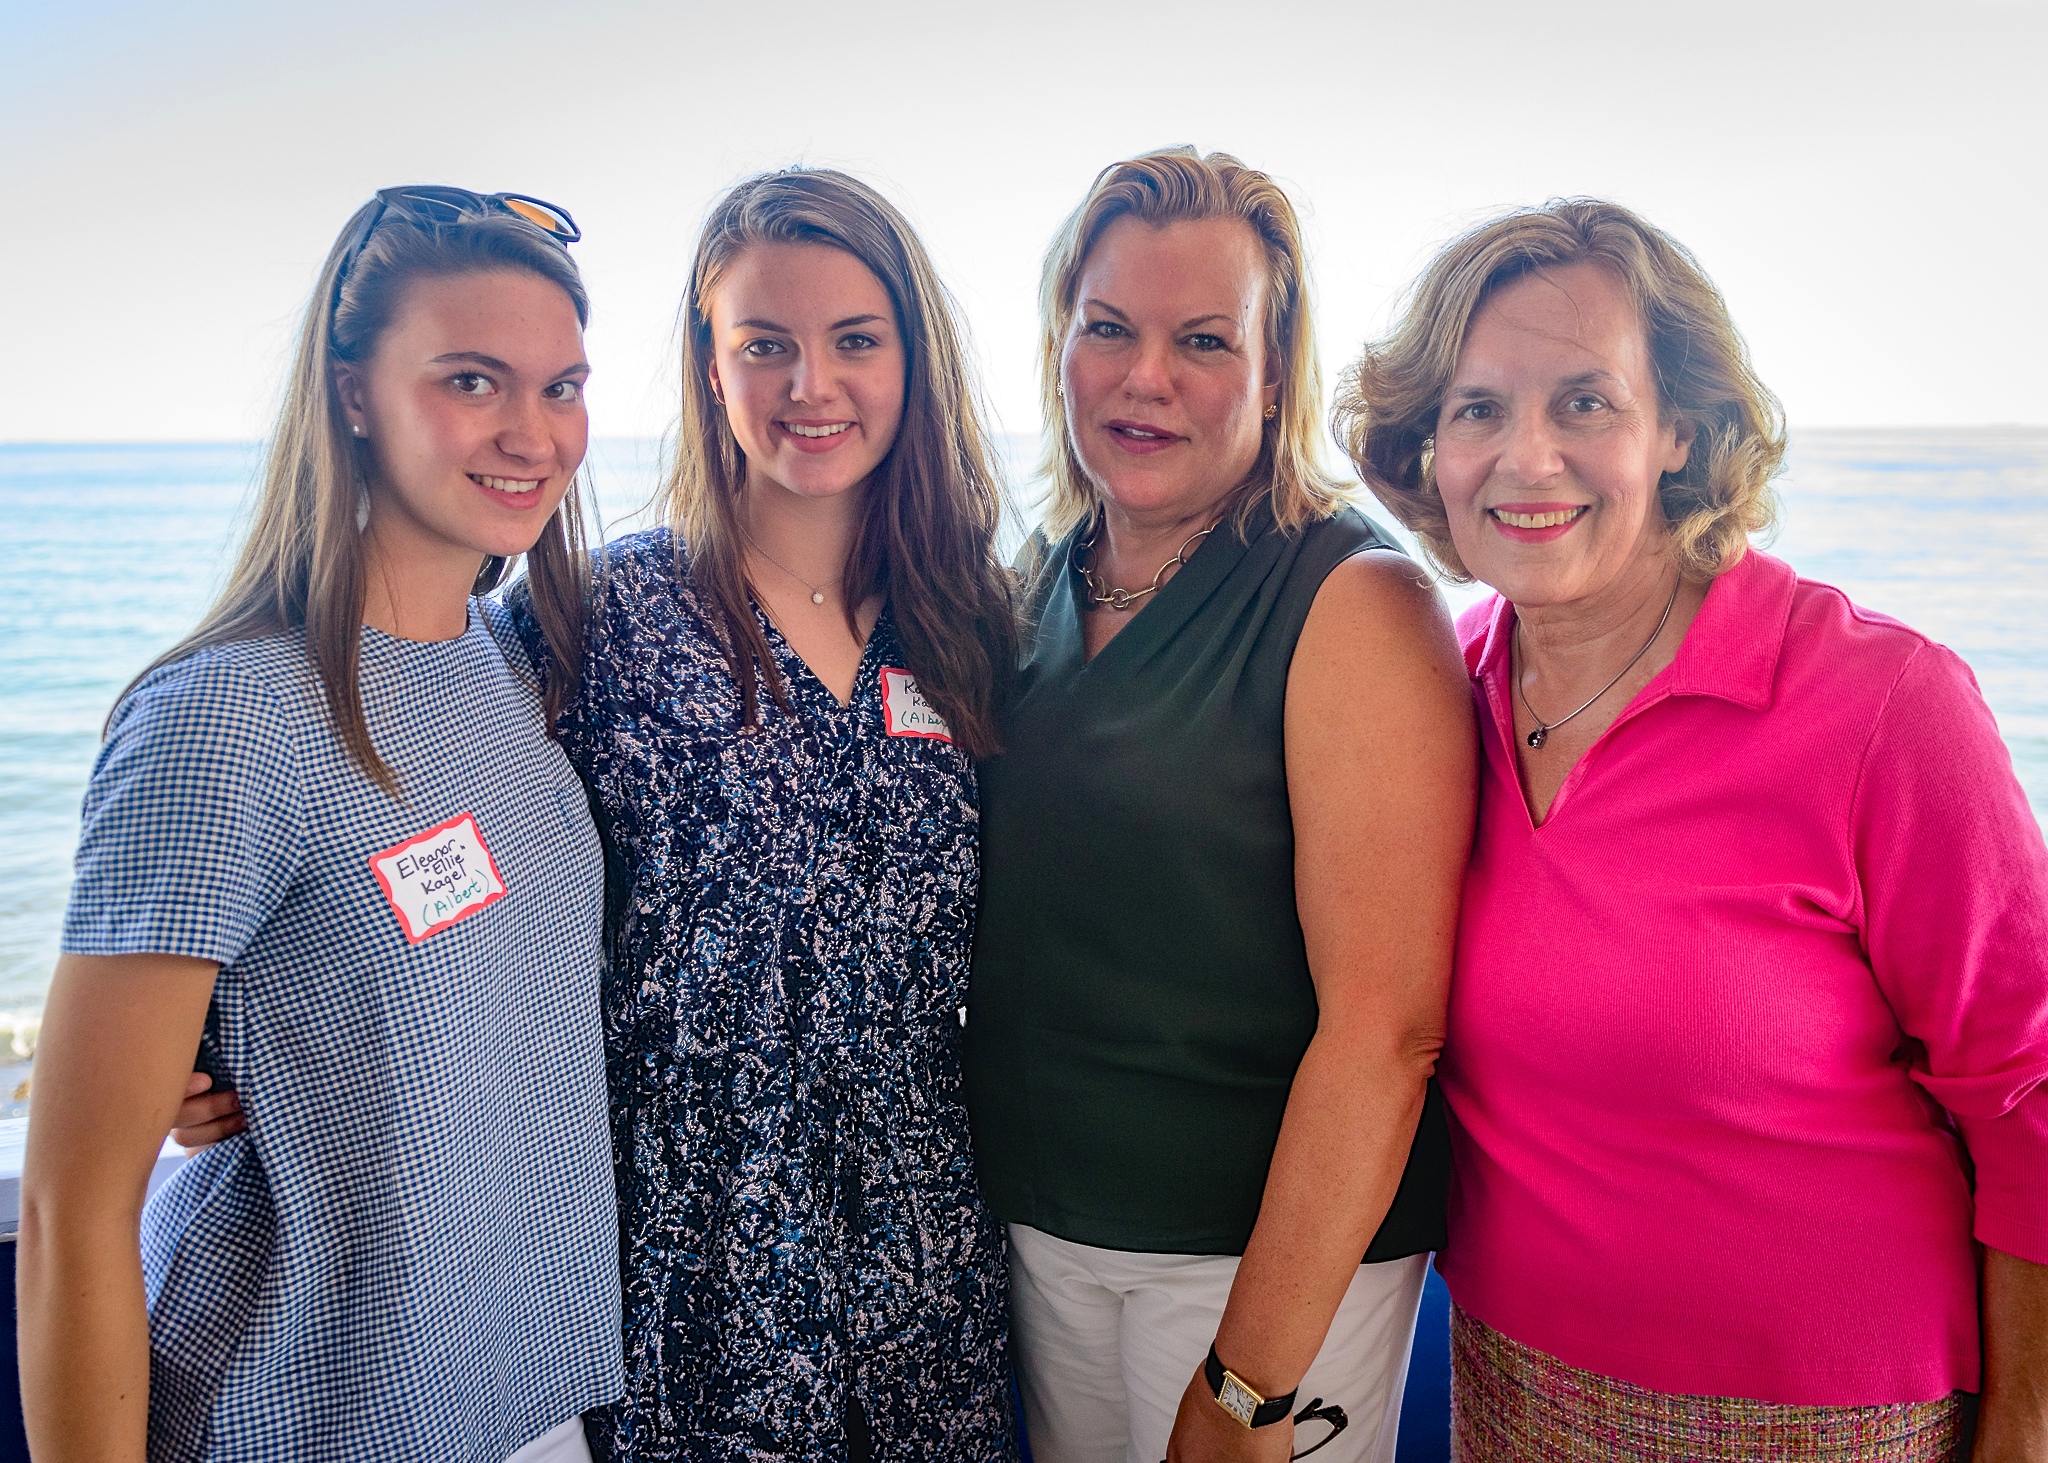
[368,813,508,943]
[879,666,953,743]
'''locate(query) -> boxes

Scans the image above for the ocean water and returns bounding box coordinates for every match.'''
[3,430,2044,1040]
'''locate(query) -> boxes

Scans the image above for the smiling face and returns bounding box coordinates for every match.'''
[1433,260,1694,609]
[337,268,588,562]
[1061,215,1277,524]
[706,241,906,505]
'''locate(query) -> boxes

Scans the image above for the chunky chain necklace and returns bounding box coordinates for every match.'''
[1514,576,1679,750]
[1074,518,1217,613]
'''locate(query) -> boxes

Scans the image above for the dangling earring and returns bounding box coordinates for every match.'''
[355,491,371,532]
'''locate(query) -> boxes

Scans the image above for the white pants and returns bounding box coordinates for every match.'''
[505,1416,592,1463]
[1008,1224,1427,1463]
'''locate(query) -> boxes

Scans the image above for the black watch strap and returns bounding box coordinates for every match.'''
[1204,1343,1297,1428]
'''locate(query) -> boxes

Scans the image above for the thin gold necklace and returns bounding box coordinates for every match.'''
[1514,576,1680,750]
[1074,517,1217,613]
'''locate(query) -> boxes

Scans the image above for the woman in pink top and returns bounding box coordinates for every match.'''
[1332,200,2048,1462]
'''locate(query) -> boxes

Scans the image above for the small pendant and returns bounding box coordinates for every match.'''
[810,590,825,605]
[1526,727,1548,750]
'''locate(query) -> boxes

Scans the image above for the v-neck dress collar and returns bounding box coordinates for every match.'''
[752,598,890,730]
[1037,500,1265,679]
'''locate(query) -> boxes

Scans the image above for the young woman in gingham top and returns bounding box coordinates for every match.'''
[20,190,624,1462]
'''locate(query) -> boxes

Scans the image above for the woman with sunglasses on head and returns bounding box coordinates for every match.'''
[19,188,622,1462]
[496,169,1018,1462]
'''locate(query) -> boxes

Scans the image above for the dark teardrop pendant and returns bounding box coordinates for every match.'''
[1527,727,1548,749]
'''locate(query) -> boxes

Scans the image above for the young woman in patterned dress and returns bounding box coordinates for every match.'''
[510,169,1019,1462]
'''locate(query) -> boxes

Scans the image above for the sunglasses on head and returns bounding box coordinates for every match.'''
[331,185,581,309]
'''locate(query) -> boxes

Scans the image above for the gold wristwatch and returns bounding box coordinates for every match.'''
[1204,1344,1297,1429]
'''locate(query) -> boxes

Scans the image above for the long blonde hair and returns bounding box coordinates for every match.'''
[1037,147,1345,543]
[1333,198,1785,583]
[117,197,595,795]
[669,167,1016,757]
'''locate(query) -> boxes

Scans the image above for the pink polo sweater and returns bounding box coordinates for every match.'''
[1438,549,2048,1406]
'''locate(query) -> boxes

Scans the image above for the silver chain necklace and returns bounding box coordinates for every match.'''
[1074,518,1217,613]
[740,522,830,606]
[1515,576,1680,750]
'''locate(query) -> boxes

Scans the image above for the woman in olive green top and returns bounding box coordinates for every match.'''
[962,149,1476,1463]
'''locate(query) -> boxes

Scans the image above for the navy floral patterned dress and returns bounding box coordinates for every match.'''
[507,529,1014,1463]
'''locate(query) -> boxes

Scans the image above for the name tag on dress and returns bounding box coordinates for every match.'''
[368,813,508,943]
[879,666,953,743]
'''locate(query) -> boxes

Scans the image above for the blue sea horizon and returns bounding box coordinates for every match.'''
[3,429,2044,1039]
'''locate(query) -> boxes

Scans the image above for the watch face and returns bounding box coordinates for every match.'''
[1216,1371,1261,1428]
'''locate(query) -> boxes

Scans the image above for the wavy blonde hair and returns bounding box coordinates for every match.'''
[1037,146,1344,542]
[1333,198,1785,583]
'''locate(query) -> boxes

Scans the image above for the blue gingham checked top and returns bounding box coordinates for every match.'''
[62,605,624,1462]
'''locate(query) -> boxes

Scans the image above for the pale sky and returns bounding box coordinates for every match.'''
[2,0,2043,446]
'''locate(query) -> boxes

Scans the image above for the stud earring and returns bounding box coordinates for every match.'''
[1263,404,1278,421]
[351,424,365,437]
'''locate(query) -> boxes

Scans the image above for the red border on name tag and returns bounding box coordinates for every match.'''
[879,666,954,743]
[367,812,509,944]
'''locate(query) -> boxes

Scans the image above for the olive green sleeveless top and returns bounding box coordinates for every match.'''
[963,501,1451,1256]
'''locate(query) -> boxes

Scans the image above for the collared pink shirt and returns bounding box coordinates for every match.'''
[1439,549,2048,1405]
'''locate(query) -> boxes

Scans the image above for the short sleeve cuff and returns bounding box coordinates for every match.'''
[1963,1085,2048,1266]
[1975,1205,2048,1267]
[62,650,304,971]
[61,904,254,966]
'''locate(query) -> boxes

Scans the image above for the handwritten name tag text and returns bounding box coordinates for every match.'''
[368,813,508,943]
[880,666,953,743]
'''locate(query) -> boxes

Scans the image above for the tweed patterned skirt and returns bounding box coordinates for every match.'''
[1450,1306,1967,1462]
